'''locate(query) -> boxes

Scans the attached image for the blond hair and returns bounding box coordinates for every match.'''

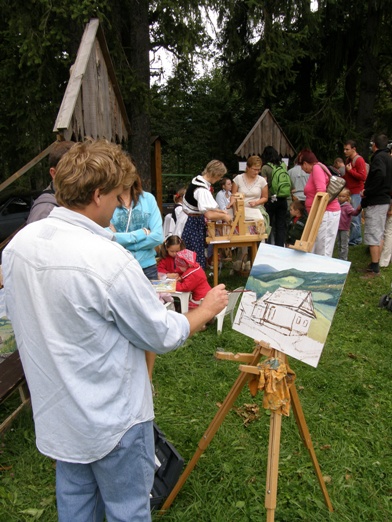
[339,188,351,202]
[173,187,186,204]
[54,139,137,209]
[202,160,227,181]
[246,155,262,169]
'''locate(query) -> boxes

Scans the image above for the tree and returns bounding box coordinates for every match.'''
[0,0,217,189]
[214,0,392,161]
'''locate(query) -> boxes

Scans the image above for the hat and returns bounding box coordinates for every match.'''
[175,249,197,269]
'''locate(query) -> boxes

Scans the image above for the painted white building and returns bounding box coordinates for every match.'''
[251,287,316,336]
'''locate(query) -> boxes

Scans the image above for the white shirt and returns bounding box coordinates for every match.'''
[233,174,267,207]
[3,207,189,463]
[215,189,231,210]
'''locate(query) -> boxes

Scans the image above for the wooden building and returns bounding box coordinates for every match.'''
[1,18,165,212]
[53,18,130,142]
[235,109,296,160]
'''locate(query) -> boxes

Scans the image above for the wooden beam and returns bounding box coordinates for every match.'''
[154,139,163,212]
[53,19,99,132]
[0,142,56,194]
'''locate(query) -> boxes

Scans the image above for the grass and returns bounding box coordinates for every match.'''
[1,244,392,521]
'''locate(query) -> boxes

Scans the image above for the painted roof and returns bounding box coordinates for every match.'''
[261,287,316,318]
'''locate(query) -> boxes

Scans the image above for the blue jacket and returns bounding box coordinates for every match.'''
[111,191,163,269]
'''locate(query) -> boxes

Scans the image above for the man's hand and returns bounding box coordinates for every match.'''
[200,284,229,317]
[185,284,229,335]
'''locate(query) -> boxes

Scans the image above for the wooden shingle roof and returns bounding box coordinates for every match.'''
[53,18,130,142]
[235,109,296,159]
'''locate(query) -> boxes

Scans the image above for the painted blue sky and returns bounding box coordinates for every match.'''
[254,244,350,275]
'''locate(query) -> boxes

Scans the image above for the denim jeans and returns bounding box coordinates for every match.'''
[337,230,350,260]
[143,264,158,281]
[56,421,155,522]
[349,193,362,245]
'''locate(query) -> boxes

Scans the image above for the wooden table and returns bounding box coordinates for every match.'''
[210,239,260,287]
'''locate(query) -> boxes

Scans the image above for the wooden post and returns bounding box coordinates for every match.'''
[152,137,163,212]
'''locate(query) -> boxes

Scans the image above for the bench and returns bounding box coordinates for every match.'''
[0,351,30,434]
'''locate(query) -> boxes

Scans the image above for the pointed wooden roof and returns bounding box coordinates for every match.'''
[235,109,296,159]
[53,18,130,142]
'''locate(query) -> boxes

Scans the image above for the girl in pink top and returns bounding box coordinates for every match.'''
[299,148,341,257]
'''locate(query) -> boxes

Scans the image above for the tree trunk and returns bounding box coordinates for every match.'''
[123,0,151,189]
[356,6,382,147]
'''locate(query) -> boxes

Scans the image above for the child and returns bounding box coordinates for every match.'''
[163,188,186,238]
[286,200,307,246]
[157,235,186,280]
[175,249,212,308]
[336,189,361,261]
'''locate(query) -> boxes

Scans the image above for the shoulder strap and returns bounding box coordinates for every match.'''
[318,163,331,178]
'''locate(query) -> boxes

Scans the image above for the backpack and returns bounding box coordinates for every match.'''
[268,162,291,198]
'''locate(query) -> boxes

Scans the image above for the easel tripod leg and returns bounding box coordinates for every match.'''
[290,384,334,512]
[265,411,282,522]
[159,347,264,514]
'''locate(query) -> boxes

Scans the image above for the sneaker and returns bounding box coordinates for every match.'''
[366,264,380,274]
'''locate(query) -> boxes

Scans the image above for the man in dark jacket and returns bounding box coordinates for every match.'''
[26,140,74,224]
[361,134,392,274]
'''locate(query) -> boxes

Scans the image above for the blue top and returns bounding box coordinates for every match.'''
[111,191,164,269]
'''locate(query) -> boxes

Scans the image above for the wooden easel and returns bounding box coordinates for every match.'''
[206,194,267,286]
[159,342,333,520]
[289,192,329,252]
[159,193,334,520]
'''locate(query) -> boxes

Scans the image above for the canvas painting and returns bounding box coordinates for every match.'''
[233,244,350,367]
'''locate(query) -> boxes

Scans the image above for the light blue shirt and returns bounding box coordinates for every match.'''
[3,207,189,463]
[288,164,309,201]
[215,189,231,210]
[110,191,163,269]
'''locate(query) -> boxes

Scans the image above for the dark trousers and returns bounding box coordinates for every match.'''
[265,198,288,247]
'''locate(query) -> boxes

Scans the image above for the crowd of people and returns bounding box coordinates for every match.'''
[184,137,392,274]
[2,134,392,520]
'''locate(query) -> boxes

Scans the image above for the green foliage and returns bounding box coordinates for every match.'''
[151,69,259,175]
[0,0,109,184]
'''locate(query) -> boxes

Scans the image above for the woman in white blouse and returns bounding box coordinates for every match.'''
[230,155,268,215]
